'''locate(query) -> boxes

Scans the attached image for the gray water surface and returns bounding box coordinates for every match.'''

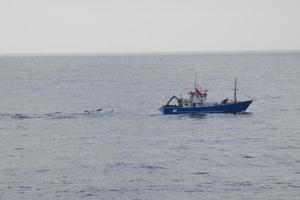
[0,53,300,199]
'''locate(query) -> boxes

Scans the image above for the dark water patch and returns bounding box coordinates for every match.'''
[276,161,294,165]
[272,145,299,150]
[174,113,207,119]
[243,155,256,159]
[228,181,253,187]
[184,188,204,193]
[82,193,95,198]
[104,162,129,168]
[239,112,252,115]
[287,184,300,188]
[35,187,45,191]
[14,147,23,151]
[103,162,133,173]
[18,185,32,190]
[191,172,209,175]
[275,182,286,185]
[169,145,190,151]
[259,185,273,190]
[171,178,184,182]
[238,181,252,186]
[11,113,44,119]
[77,186,104,198]
[5,113,46,120]
[35,169,51,173]
[187,139,206,143]
[224,188,242,192]
[11,114,30,119]
[107,189,119,192]
[4,168,14,172]
[149,113,162,117]
[9,173,17,177]
[55,190,69,193]
[60,180,72,185]
[243,137,263,141]
[146,185,193,192]
[129,179,150,183]
[55,190,69,194]
[78,136,97,140]
[138,165,168,170]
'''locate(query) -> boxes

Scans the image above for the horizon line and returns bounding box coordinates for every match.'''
[1,49,300,57]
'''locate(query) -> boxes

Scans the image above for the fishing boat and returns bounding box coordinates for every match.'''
[159,78,253,115]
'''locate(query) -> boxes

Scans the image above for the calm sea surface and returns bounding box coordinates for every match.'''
[0,53,300,199]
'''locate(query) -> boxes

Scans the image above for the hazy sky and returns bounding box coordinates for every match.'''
[0,0,299,54]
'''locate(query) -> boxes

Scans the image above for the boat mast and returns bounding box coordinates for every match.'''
[194,72,197,89]
[234,78,237,103]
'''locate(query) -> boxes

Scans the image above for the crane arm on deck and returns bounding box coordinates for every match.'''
[166,95,180,106]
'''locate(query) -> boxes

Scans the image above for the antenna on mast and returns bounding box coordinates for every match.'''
[234,78,237,103]
[194,72,197,89]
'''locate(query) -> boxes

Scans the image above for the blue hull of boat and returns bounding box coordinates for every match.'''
[160,100,253,115]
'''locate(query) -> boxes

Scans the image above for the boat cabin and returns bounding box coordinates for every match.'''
[165,86,208,108]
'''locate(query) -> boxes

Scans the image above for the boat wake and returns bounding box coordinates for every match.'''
[0,110,252,120]
[1,110,114,120]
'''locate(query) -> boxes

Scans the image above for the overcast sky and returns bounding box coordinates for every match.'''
[0,0,299,54]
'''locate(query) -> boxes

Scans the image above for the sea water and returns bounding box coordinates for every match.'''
[0,52,300,199]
